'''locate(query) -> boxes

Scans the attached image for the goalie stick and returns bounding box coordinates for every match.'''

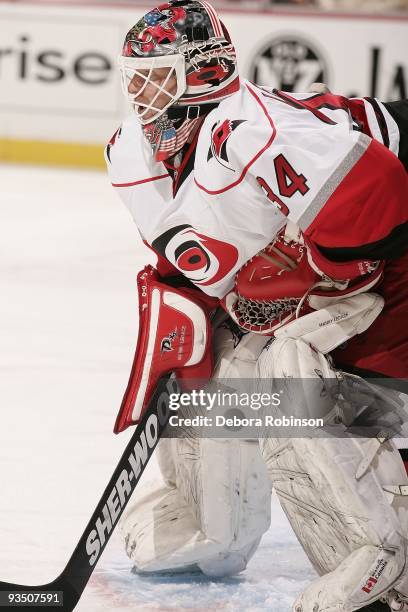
[0,374,179,611]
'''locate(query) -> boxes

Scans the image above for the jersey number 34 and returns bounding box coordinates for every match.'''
[257,154,309,216]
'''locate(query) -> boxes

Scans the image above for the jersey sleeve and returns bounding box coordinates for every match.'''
[305,137,408,262]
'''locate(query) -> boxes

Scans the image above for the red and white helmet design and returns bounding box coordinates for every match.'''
[119,1,240,124]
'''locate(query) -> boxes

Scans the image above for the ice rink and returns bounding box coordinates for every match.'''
[0,163,315,611]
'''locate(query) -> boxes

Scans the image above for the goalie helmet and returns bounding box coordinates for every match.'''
[119,1,240,160]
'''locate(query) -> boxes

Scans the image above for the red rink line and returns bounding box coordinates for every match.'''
[0,0,407,21]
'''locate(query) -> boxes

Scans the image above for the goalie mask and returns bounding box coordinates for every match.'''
[119,1,240,161]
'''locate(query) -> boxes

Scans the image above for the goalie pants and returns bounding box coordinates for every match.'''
[333,233,408,381]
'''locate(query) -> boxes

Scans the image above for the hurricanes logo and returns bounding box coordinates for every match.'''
[207,119,246,171]
[152,224,238,288]
[161,330,177,353]
[250,36,328,92]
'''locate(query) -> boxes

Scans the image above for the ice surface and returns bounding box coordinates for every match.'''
[0,164,315,611]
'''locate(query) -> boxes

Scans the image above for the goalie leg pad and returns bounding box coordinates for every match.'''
[121,319,272,576]
[275,437,408,611]
[122,437,271,576]
[257,324,408,610]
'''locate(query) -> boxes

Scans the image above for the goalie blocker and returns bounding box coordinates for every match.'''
[114,265,218,432]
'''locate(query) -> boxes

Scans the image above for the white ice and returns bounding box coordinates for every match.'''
[0,164,315,611]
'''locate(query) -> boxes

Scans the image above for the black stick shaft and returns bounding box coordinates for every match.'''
[0,376,177,612]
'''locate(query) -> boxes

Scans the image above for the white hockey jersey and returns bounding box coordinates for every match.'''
[106,80,404,298]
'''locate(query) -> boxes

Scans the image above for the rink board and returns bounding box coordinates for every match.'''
[0,1,406,167]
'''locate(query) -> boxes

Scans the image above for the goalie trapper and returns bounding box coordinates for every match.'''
[222,223,384,335]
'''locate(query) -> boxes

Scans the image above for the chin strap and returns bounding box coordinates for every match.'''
[166,103,219,120]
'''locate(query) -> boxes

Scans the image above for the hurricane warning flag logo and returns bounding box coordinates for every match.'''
[207,119,246,170]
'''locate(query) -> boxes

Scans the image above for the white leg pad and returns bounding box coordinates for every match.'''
[261,436,408,611]
[122,436,271,575]
[121,318,272,576]
[293,544,406,612]
[257,329,408,610]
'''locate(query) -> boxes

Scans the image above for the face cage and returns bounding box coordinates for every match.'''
[119,54,187,125]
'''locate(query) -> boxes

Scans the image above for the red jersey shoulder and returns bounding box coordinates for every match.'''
[306,138,408,249]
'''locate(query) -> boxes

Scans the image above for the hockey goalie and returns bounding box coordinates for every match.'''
[105,2,408,610]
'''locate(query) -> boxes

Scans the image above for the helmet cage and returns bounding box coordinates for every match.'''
[119,54,187,125]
